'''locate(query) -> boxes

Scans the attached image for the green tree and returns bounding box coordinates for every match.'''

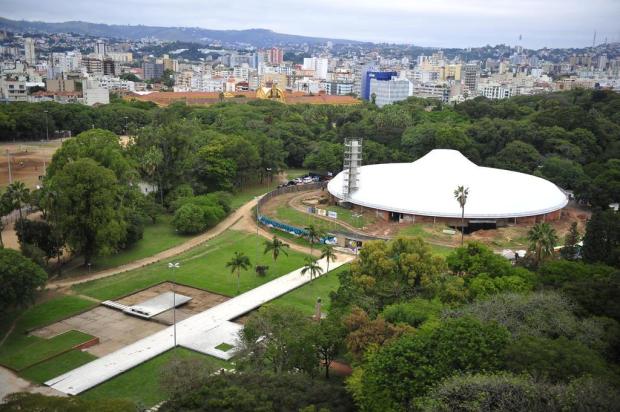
[49,158,126,265]
[312,316,346,379]
[301,257,323,281]
[488,140,542,173]
[226,251,251,295]
[527,222,558,267]
[159,371,354,412]
[172,203,206,234]
[0,248,47,312]
[46,129,135,182]
[453,185,469,246]
[304,224,324,256]
[359,317,510,410]
[193,143,237,193]
[582,209,620,268]
[335,237,447,312]
[0,392,135,412]
[238,305,317,375]
[263,236,289,263]
[320,244,337,274]
[418,373,559,412]
[15,218,63,264]
[502,335,612,383]
[5,181,30,220]
[560,222,581,260]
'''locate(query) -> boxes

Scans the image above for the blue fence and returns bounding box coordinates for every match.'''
[258,215,336,245]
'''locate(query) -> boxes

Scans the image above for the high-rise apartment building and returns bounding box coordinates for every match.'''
[24,38,36,65]
[142,62,164,80]
[95,40,106,57]
[268,47,284,65]
[462,63,480,94]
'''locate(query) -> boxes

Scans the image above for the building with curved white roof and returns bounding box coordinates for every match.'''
[327,149,568,226]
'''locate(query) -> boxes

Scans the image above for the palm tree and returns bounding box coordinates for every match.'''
[305,224,324,256]
[226,251,251,295]
[6,181,30,220]
[301,257,323,282]
[263,236,289,263]
[453,185,469,246]
[320,245,337,275]
[527,222,558,266]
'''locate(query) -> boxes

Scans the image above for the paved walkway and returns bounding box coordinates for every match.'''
[46,254,354,395]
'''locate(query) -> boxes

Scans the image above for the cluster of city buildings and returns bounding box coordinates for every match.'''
[1,29,619,107]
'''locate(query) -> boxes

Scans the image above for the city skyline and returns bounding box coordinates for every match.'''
[2,0,619,49]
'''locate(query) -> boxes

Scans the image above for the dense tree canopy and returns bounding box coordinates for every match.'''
[0,248,47,312]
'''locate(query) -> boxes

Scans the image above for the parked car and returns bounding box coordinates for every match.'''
[303,177,313,184]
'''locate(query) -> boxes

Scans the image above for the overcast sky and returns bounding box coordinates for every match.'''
[2,0,619,48]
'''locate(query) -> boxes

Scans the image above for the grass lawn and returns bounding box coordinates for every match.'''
[80,347,229,407]
[20,349,97,383]
[271,265,347,314]
[428,243,456,257]
[274,205,338,233]
[0,295,97,373]
[323,205,376,229]
[283,168,309,179]
[230,182,272,210]
[65,215,188,276]
[73,230,311,301]
[0,330,93,371]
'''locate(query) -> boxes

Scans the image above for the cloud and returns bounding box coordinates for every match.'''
[2,0,619,48]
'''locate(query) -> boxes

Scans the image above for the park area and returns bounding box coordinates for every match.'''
[0,222,347,405]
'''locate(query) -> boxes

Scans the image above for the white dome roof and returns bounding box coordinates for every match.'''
[327,149,568,219]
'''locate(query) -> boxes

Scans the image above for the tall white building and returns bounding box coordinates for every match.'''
[303,57,329,80]
[95,40,106,57]
[24,38,36,65]
[369,77,412,107]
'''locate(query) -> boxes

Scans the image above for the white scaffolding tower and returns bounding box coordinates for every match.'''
[342,138,363,200]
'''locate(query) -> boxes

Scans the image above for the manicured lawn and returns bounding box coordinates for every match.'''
[65,215,188,276]
[0,330,93,371]
[16,295,98,332]
[214,342,234,352]
[274,205,337,233]
[0,295,97,374]
[21,349,97,383]
[284,168,309,179]
[80,347,229,407]
[323,205,376,229]
[271,265,347,314]
[230,182,272,210]
[73,230,311,300]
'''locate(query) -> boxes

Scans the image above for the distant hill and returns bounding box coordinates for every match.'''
[0,17,364,47]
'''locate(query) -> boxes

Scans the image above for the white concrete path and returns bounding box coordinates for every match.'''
[46,254,353,395]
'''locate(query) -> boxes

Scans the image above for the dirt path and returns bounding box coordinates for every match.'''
[0,366,66,399]
[49,199,257,289]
